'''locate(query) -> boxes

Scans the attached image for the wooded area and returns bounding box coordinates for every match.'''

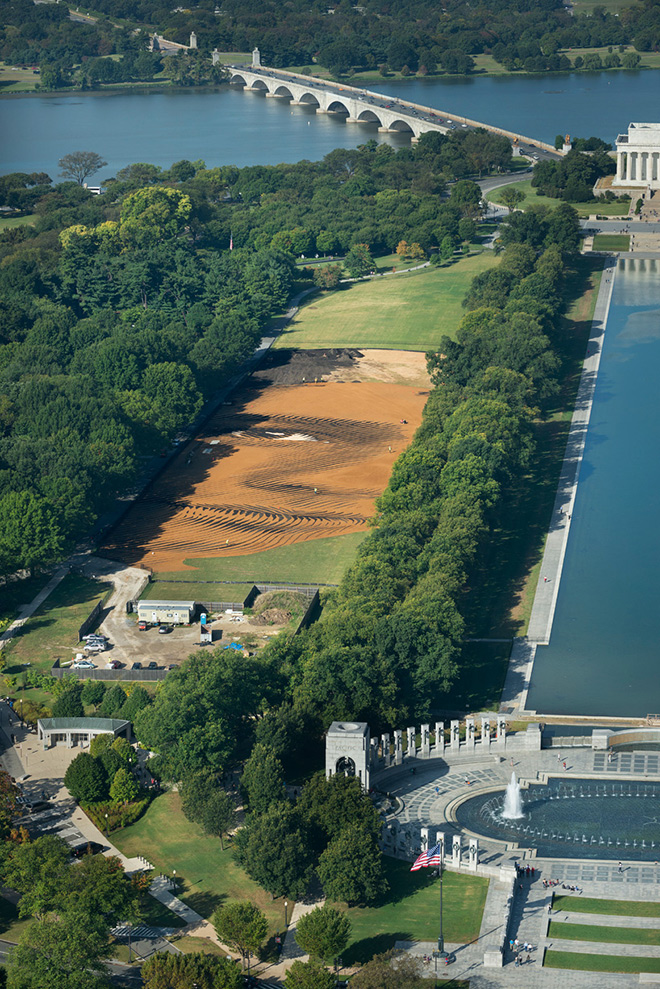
[1,0,658,89]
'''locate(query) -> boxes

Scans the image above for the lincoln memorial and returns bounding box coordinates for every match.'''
[614,122,660,190]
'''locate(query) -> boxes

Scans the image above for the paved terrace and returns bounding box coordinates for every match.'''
[380,743,660,986]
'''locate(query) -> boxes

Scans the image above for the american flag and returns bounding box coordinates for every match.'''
[410,842,443,871]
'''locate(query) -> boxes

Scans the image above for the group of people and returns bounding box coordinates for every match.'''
[515,863,536,879]
[508,938,534,966]
[541,878,582,892]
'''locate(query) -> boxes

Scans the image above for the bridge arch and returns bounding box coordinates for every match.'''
[356,109,383,126]
[249,78,268,91]
[229,72,248,85]
[326,100,350,116]
[388,118,415,134]
[273,85,294,99]
[297,92,321,106]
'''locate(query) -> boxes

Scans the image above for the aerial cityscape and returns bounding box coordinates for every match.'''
[0,0,659,985]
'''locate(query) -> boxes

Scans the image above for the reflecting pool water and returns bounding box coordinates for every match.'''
[527,259,660,717]
[455,777,660,860]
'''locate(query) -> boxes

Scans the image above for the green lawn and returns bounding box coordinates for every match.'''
[150,532,367,585]
[337,858,488,964]
[276,253,498,352]
[0,62,39,92]
[140,580,255,605]
[0,214,37,230]
[112,791,289,933]
[0,573,52,628]
[1,573,111,678]
[488,180,629,217]
[549,921,660,946]
[553,895,660,918]
[592,234,630,251]
[545,950,660,974]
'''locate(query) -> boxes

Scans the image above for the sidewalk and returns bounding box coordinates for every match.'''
[0,566,70,651]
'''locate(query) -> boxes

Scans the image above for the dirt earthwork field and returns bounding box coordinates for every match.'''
[105,350,429,572]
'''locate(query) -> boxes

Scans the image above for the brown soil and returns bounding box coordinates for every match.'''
[105,352,429,571]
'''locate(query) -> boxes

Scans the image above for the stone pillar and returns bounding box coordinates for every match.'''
[345,117,360,123]
[481,718,491,749]
[452,834,462,868]
[630,152,637,181]
[496,716,507,745]
[436,832,446,862]
[406,726,416,759]
[466,717,475,750]
[469,838,479,871]
[67,731,73,748]
[212,48,220,65]
[394,730,403,765]
[435,721,445,753]
[370,738,379,768]
[252,46,261,67]
[189,31,197,49]
[420,826,429,852]
[653,152,659,183]
[316,107,329,114]
[451,720,460,751]
[421,724,430,758]
[381,732,390,766]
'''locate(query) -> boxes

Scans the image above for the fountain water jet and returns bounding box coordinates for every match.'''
[502,772,524,819]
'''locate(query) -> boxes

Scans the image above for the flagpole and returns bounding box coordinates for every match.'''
[438,857,447,959]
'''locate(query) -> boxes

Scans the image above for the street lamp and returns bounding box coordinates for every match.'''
[284,900,288,927]
[173,868,176,891]
[104,812,108,836]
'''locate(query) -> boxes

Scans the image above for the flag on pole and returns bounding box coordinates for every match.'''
[229,232,234,251]
[410,842,443,872]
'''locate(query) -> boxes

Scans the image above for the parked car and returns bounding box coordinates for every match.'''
[132,661,142,670]
[167,664,177,671]
[107,660,121,669]
[82,633,107,642]
[147,661,159,670]
[83,643,105,654]
[72,659,96,669]
[158,625,173,634]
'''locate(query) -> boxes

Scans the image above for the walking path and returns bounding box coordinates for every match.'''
[499,257,618,713]
[0,566,69,651]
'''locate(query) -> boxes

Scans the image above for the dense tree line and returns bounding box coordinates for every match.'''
[532,148,616,202]
[2,0,658,89]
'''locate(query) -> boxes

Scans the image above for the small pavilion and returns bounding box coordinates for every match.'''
[37,717,131,749]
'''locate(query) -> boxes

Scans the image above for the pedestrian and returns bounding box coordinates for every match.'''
[531,866,535,878]
[562,761,567,770]
[509,938,514,951]
[618,862,623,873]
[526,866,530,878]
[527,952,531,964]
[557,752,562,762]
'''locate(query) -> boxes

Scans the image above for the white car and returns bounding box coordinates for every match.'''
[72,659,96,669]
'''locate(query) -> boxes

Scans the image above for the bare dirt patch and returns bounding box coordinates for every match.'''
[104,351,429,572]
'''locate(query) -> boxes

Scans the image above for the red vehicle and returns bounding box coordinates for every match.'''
[138,620,149,631]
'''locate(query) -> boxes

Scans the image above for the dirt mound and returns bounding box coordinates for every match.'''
[253,607,293,626]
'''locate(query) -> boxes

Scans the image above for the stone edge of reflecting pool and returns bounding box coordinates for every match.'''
[452,776,660,861]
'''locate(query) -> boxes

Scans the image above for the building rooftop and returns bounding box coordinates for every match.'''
[38,717,130,732]
[137,600,195,609]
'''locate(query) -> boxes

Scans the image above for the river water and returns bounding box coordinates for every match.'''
[0,69,658,178]
[527,259,660,718]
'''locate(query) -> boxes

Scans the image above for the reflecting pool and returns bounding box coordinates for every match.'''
[455,777,660,860]
[527,259,660,717]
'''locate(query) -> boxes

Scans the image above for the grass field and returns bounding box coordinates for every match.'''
[549,921,660,946]
[338,858,488,964]
[487,180,630,217]
[1,573,110,678]
[141,580,256,604]
[553,896,660,918]
[593,234,630,251]
[545,950,660,974]
[150,532,367,585]
[0,62,39,92]
[276,253,498,352]
[112,791,290,932]
[0,214,37,230]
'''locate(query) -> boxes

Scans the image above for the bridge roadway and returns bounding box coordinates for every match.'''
[227,64,562,159]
